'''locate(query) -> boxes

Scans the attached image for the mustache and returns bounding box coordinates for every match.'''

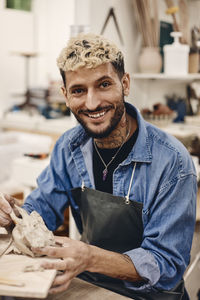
[78,105,114,114]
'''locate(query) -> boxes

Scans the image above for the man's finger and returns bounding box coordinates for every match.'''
[49,280,71,294]
[32,245,72,258]
[41,259,68,271]
[3,194,16,206]
[0,215,12,226]
[54,235,71,245]
[0,193,12,214]
[52,271,71,286]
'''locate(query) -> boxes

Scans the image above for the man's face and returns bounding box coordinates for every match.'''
[63,63,130,138]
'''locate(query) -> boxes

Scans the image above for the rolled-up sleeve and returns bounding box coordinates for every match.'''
[124,248,160,291]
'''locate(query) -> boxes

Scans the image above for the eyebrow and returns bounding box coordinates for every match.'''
[96,75,113,83]
[68,75,113,92]
[69,84,83,91]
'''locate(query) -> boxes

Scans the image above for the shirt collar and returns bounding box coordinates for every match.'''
[124,103,152,163]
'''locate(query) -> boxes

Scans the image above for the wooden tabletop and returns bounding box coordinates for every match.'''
[0,278,132,300]
[45,278,132,300]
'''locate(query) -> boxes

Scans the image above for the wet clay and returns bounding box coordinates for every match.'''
[1,206,55,257]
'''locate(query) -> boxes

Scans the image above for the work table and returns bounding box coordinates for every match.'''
[0,278,132,300]
[46,278,132,300]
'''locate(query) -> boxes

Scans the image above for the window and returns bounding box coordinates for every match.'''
[6,0,32,12]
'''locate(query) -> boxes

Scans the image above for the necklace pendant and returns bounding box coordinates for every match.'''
[103,168,108,181]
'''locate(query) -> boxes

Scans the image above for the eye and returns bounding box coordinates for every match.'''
[100,81,111,88]
[71,88,85,95]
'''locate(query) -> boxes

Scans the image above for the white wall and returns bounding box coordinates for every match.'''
[0,0,75,113]
[33,0,75,85]
[0,0,35,112]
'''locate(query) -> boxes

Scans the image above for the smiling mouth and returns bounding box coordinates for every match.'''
[81,107,113,119]
[87,111,106,119]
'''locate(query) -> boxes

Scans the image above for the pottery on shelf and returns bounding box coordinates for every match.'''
[138,47,162,73]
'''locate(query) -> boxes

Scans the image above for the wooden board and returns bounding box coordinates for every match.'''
[0,254,56,298]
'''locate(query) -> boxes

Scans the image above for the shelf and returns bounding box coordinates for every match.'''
[132,73,200,80]
[0,112,77,135]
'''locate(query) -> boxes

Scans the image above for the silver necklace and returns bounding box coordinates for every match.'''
[94,126,130,181]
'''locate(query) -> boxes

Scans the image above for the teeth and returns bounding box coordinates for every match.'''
[88,111,106,118]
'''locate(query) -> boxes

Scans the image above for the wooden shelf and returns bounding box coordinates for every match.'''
[132,73,200,81]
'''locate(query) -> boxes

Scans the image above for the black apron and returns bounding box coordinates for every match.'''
[71,164,186,300]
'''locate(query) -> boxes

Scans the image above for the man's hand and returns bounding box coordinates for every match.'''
[0,193,17,227]
[33,235,144,295]
[32,236,91,294]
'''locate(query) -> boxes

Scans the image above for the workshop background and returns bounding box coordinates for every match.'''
[0,0,200,299]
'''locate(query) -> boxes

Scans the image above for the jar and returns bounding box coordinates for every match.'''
[138,47,162,73]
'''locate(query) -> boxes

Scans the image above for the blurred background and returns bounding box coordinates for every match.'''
[0,1,200,298]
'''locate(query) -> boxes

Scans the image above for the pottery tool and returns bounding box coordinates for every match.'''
[178,0,190,44]
[132,0,159,47]
[165,0,180,32]
[100,7,124,45]
[0,277,25,287]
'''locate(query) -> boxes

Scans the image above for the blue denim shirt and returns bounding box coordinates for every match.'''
[24,102,197,293]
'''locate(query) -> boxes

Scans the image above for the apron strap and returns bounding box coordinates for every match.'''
[125,162,137,204]
[81,180,85,191]
[81,162,137,199]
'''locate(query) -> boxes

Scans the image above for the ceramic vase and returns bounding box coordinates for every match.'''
[138,47,162,73]
[189,52,199,73]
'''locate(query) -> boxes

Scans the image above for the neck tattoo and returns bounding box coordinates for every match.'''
[94,124,130,181]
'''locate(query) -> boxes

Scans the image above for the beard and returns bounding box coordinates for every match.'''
[71,96,125,139]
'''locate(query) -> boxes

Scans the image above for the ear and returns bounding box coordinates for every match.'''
[61,86,69,107]
[121,73,130,97]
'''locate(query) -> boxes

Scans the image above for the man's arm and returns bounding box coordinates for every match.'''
[33,236,144,294]
[88,244,143,281]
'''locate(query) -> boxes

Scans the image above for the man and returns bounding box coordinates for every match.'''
[0,34,197,299]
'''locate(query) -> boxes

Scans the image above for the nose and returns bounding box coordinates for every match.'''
[85,88,101,111]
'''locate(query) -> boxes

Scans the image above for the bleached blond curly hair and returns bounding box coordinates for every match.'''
[57,33,125,85]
